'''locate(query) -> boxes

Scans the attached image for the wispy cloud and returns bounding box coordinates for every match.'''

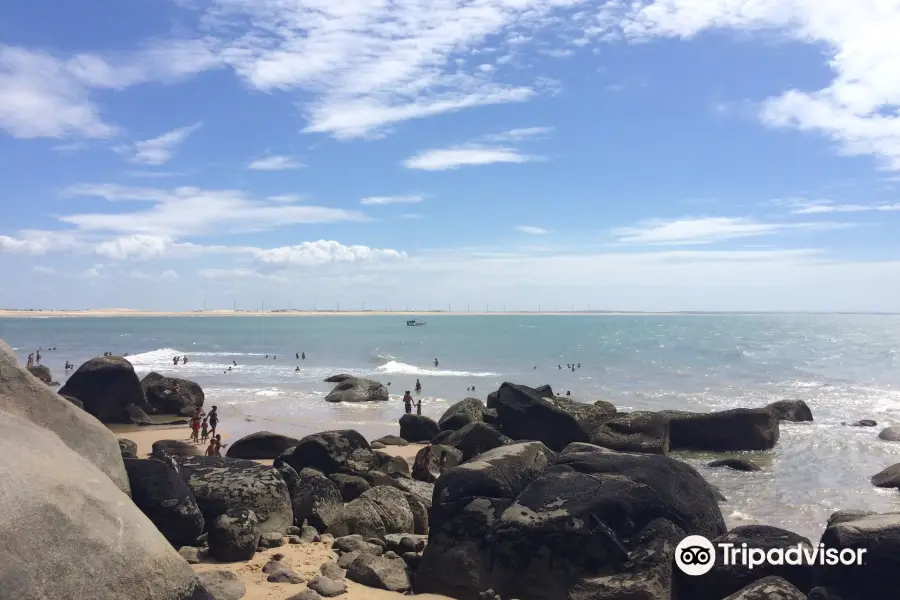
[131,269,179,282]
[612,216,850,245]
[784,199,900,214]
[360,195,424,206]
[248,155,304,171]
[515,225,550,235]
[253,241,407,270]
[117,123,202,166]
[481,127,554,143]
[404,147,539,171]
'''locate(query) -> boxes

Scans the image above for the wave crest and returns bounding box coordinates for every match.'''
[373,360,498,377]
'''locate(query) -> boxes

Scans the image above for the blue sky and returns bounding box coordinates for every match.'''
[2,0,900,312]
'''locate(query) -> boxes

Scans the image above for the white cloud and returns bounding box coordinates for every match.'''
[360,195,424,206]
[198,268,287,282]
[482,127,554,143]
[33,266,55,275]
[95,235,174,260]
[612,216,850,245]
[248,155,304,171]
[404,147,539,170]
[0,230,79,255]
[515,225,549,235]
[82,264,106,279]
[59,184,367,237]
[130,269,179,282]
[786,200,900,214]
[253,241,407,270]
[268,194,305,203]
[120,123,203,165]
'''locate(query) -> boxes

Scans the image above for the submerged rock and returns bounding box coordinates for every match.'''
[765,399,813,422]
[707,458,762,472]
[662,408,780,451]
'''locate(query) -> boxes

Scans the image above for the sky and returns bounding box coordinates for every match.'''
[2,0,900,312]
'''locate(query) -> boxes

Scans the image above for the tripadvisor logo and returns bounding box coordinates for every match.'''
[674,535,867,576]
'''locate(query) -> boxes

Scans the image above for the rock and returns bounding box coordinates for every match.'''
[372,435,408,446]
[259,531,285,548]
[815,511,900,599]
[176,456,293,534]
[319,533,334,545]
[308,575,347,597]
[208,507,260,562]
[119,437,138,458]
[369,450,411,478]
[765,399,814,422]
[871,463,900,488]
[124,457,205,547]
[59,355,148,423]
[153,439,203,457]
[267,568,304,584]
[368,537,387,550]
[401,490,429,534]
[662,408,780,451]
[878,427,900,441]
[431,430,454,445]
[337,551,361,568]
[589,411,670,455]
[324,374,355,383]
[412,444,463,482]
[847,419,877,427]
[384,533,428,553]
[226,431,300,459]
[61,393,84,410]
[276,430,372,476]
[27,364,52,384]
[301,525,319,543]
[279,464,346,533]
[333,534,384,556]
[263,556,289,573]
[0,339,130,493]
[722,576,806,600]
[320,561,346,579]
[141,372,205,416]
[390,477,434,508]
[439,397,489,431]
[681,525,813,600]
[364,470,395,488]
[178,545,200,563]
[708,458,762,472]
[286,535,303,544]
[399,413,440,442]
[444,422,513,461]
[287,525,301,535]
[343,486,414,538]
[807,586,845,600]
[197,570,246,600]
[325,377,389,403]
[287,591,322,600]
[126,402,154,425]
[593,399,617,413]
[329,473,371,501]
[346,553,411,592]
[370,441,386,449]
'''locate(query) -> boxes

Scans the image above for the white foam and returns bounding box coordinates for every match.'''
[373,360,499,377]
[254,388,283,397]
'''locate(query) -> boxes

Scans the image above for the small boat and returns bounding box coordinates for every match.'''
[406,319,427,326]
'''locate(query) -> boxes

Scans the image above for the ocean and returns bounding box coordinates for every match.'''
[3,313,900,541]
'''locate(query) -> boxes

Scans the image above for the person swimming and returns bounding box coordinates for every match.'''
[415,379,422,392]
[434,357,439,367]
[301,352,305,360]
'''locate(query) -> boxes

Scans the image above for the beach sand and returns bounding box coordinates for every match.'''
[107,422,436,600]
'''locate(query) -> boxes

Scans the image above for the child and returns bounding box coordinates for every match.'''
[214,434,227,457]
[190,414,201,443]
[205,439,217,456]
[200,418,209,443]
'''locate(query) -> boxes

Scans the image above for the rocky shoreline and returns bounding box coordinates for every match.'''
[2,339,899,600]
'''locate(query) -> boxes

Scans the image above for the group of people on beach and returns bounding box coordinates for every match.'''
[187,406,226,456]
[403,384,423,415]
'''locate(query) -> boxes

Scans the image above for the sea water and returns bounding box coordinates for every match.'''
[3,313,900,541]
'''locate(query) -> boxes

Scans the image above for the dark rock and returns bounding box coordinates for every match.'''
[226,431,300,459]
[325,378,389,403]
[259,532,285,548]
[59,355,148,423]
[119,437,138,458]
[807,586,846,600]
[329,473,371,501]
[444,422,513,461]
[878,427,900,441]
[278,464,346,534]
[412,444,463,482]
[324,374,354,383]
[178,546,200,564]
[344,486,414,538]
[384,533,428,554]
[287,525,301,535]
[708,458,762,472]
[590,411,670,455]
[401,551,421,569]
[276,430,372,476]
[372,435,408,446]
[124,457,205,547]
[126,403,154,425]
[439,397,489,431]
[827,509,875,527]
[27,364,52,384]
[286,591,322,600]
[390,477,434,508]
[399,413,439,442]
[61,393,84,410]
[263,557,290,573]
[722,576,806,600]
[369,450,410,478]
[765,399,814,422]
[592,399,617,414]
[141,372,204,416]
[847,419,877,427]
[308,575,347,597]
[153,439,203,458]
[370,442,386,449]
[267,568,304,584]
[301,525,319,543]
[364,470,396,488]
[431,430,454,445]
[333,534,385,556]
[337,551,362,569]
[208,508,260,562]
[871,463,900,488]
[197,570,246,600]
[175,456,293,534]
[401,490,429,534]
[681,525,813,600]
[662,408,780,451]
[346,553,411,592]
[320,561,346,580]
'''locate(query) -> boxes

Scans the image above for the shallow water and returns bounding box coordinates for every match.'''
[3,313,900,541]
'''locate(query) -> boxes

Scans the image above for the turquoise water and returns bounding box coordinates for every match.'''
[3,313,900,540]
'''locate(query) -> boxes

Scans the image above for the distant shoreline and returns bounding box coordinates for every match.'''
[0,309,897,318]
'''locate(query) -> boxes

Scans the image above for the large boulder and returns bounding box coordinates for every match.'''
[444,422,513,461]
[153,439,202,457]
[276,430,372,476]
[124,457,205,547]
[141,372,205,416]
[227,431,300,459]
[878,427,900,442]
[765,399,813,422]
[589,411,670,455]
[439,397,489,431]
[27,364,52,384]
[329,473,371,501]
[278,464,346,534]
[724,577,806,600]
[399,413,439,442]
[872,463,900,488]
[208,507,260,562]
[346,553,411,592]
[661,408,780,451]
[59,355,148,423]
[324,374,355,383]
[0,338,129,493]
[412,444,463,482]
[175,455,293,534]
[0,409,211,600]
[325,377,389,403]
[344,486,415,538]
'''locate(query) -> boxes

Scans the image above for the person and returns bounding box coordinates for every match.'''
[208,406,219,437]
[295,366,300,371]
[200,418,210,443]
[403,391,413,414]
[214,434,227,457]
[173,356,179,366]
[233,360,237,366]
[301,352,305,360]
[205,439,217,456]
[416,399,422,415]
[296,352,299,359]
[190,413,201,442]
[183,355,188,365]
[415,379,422,392]
[35,351,41,364]
[26,353,33,368]
[434,357,439,367]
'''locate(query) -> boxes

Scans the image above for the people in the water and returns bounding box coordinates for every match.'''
[301,352,305,360]
[434,357,439,367]
[416,399,422,415]
[415,379,422,392]
[403,391,413,414]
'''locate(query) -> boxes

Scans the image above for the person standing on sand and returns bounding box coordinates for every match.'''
[208,406,219,437]
[200,418,210,443]
[205,439,217,456]
[416,399,422,415]
[214,434,227,457]
[403,391,413,414]
[189,413,201,442]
